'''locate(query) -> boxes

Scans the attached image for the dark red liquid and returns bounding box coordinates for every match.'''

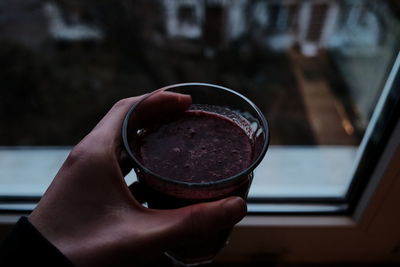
[133,110,254,262]
[137,110,253,183]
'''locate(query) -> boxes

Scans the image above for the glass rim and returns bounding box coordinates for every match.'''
[122,82,270,188]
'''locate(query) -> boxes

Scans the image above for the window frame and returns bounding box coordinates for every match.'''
[218,98,400,263]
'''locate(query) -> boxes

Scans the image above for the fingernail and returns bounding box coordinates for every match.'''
[222,197,247,224]
[177,93,192,103]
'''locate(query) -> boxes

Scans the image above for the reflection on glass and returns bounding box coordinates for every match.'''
[0,0,399,198]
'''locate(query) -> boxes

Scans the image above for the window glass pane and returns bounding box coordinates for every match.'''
[1,0,399,203]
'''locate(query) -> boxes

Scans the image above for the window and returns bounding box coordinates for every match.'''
[1,0,400,244]
[3,0,399,209]
[2,0,400,262]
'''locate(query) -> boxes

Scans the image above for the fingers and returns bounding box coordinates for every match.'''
[154,197,247,247]
[183,197,247,233]
[128,197,246,258]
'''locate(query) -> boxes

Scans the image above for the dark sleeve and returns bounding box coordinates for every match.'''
[0,216,74,266]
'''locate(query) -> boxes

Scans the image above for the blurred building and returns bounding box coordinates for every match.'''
[162,0,247,46]
[160,0,397,57]
[2,0,395,56]
[2,0,399,130]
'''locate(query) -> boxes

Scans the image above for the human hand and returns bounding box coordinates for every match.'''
[28,91,247,266]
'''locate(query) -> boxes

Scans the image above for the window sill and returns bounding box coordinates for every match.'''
[0,145,357,198]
